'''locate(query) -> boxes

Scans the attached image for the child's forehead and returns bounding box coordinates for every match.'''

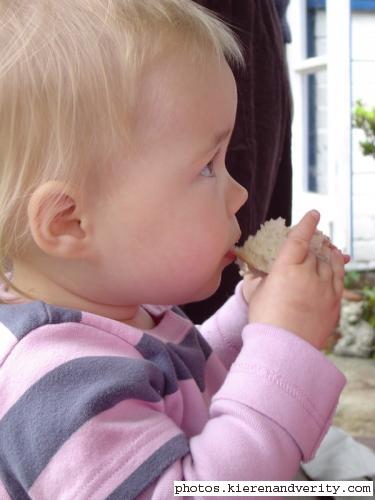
[137,51,236,115]
[129,52,237,161]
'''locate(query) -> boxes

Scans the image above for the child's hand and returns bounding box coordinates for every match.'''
[247,211,345,350]
[242,273,263,304]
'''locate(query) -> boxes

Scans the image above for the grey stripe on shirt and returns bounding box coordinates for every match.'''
[0,356,164,496]
[107,434,190,500]
[0,301,81,340]
[136,326,212,393]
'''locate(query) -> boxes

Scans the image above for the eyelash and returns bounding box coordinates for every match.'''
[200,159,215,178]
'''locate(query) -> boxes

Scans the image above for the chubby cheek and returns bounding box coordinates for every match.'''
[97,193,229,303]
[144,254,224,304]
[165,216,226,267]
[166,229,227,286]
[121,221,227,303]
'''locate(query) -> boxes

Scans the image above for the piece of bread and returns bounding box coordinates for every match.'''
[234,217,332,274]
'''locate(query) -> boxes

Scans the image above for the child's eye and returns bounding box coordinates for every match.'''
[200,160,215,177]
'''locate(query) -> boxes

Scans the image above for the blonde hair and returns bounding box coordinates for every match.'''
[0,0,244,299]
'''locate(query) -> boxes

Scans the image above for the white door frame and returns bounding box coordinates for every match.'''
[287,0,352,253]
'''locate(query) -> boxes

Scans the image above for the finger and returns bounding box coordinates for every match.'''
[275,210,320,267]
[242,275,263,303]
[317,241,332,265]
[331,249,345,296]
[304,250,318,271]
[243,272,263,284]
[317,256,333,281]
[247,267,267,279]
[289,210,320,241]
[326,243,350,265]
[343,253,351,264]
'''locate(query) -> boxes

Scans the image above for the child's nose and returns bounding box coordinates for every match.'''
[227,174,248,215]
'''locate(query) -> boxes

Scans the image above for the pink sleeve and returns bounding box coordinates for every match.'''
[147,323,346,498]
[210,323,347,463]
[199,281,248,368]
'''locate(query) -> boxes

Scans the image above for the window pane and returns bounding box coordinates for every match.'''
[307,3,326,57]
[307,69,328,194]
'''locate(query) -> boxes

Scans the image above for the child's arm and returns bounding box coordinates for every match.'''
[143,212,347,495]
[198,279,249,369]
[144,327,345,498]
[201,211,345,364]
[146,212,346,494]
[199,273,264,369]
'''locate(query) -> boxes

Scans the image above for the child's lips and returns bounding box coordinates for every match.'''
[224,248,237,261]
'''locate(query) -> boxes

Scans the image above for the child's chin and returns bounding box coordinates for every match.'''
[189,273,222,303]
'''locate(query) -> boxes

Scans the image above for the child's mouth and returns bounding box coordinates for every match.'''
[224,248,236,262]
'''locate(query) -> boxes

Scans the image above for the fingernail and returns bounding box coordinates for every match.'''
[310,210,320,221]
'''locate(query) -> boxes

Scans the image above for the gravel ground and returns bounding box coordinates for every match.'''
[328,354,375,438]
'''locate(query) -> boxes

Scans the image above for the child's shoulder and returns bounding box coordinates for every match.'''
[0,300,82,342]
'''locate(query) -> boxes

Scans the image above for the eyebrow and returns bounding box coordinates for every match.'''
[193,127,233,163]
[209,128,233,150]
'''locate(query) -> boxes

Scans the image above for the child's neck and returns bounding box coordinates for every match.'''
[11,259,155,330]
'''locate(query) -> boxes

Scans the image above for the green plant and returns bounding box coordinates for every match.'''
[353,100,375,159]
[362,286,375,328]
[344,270,361,289]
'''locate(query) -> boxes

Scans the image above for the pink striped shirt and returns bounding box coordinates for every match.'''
[0,282,346,499]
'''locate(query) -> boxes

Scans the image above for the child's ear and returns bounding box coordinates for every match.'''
[27,181,93,259]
